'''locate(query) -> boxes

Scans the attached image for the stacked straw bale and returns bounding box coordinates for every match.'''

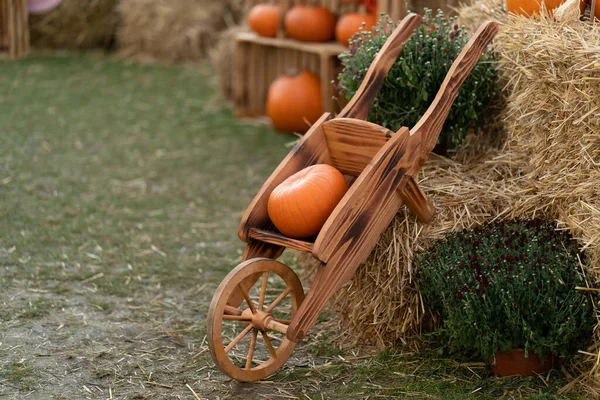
[305,0,599,393]
[29,0,119,49]
[117,0,244,63]
[210,26,246,102]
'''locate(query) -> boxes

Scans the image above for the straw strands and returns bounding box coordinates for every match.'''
[29,0,119,49]
[305,1,600,393]
[210,26,246,102]
[117,0,244,63]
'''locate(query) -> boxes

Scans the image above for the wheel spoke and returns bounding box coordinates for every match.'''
[224,305,242,316]
[267,319,288,335]
[238,284,257,314]
[258,272,269,311]
[225,324,253,354]
[245,330,258,370]
[261,331,278,359]
[223,315,251,321]
[275,319,291,324]
[264,287,292,313]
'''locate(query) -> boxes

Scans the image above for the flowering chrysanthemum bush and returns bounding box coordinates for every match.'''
[419,219,595,361]
[337,9,498,154]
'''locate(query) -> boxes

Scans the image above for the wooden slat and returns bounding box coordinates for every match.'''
[248,43,258,114]
[319,53,332,122]
[234,39,249,117]
[237,32,347,57]
[0,0,29,59]
[322,118,394,176]
[248,228,314,253]
[0,0,7,49]
[255,45,266,112]
[238,113,333,242]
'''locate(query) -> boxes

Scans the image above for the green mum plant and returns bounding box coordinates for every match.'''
[419,219,595,361]
[337,9,498,155]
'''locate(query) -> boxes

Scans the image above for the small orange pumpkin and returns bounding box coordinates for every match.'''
[595,0,600,19]
[248,4,280,38]
[506,0,585,16]
[335,13,377,46]
[284,6,336,42]
[266,70,323,133]
[268,164,348,238]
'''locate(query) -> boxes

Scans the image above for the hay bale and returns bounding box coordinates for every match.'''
[210,26,245,102]
[499,5,600,271]
[117,0,244,63]
[303,3,600,393]
[29,0,119,49]
[455,0,506,32]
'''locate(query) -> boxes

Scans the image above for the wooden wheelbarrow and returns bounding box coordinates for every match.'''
[207,14,498,382]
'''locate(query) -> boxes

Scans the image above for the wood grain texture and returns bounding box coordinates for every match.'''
[322,118,394,176]
[287,127,415,342]
[234,39,249,117]
[248,228,313,253]
[238,113,333,242]
[400,176,435,223]
[0,0,29,60]
[237,32,347,56]
[336,13,422,121]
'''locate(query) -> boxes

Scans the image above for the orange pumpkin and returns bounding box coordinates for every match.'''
[248,4,280,38]
[335,13,377,46]
[506,0,585,16]
[284,6,336,42]
[266,70,323,133]
[268,164,348,238]
[595,0,600,19]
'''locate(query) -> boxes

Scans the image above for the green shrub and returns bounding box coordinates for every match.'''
[419,219,594,361]
[337,9,498,154]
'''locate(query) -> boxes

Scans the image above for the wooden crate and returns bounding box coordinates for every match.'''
[235,33,347,117]
[234,0,408,118]
[0,0,29,60]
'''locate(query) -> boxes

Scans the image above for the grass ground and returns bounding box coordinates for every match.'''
[0,53,582,399]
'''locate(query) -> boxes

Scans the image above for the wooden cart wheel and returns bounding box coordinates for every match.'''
[207,258,305,382]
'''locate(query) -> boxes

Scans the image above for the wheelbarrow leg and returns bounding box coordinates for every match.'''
[400,176,435,223]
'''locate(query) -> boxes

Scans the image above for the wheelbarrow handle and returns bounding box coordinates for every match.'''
[337,13,423,121]
[408,21,499,154]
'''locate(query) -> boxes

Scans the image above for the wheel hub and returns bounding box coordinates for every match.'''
[241,308,274,332]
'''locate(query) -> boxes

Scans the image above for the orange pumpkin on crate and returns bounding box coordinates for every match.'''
[268,164,348,238]
[266,71,323,134]
[284,6,336,42]
[336,13,377,46]
[248,3,280,38]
